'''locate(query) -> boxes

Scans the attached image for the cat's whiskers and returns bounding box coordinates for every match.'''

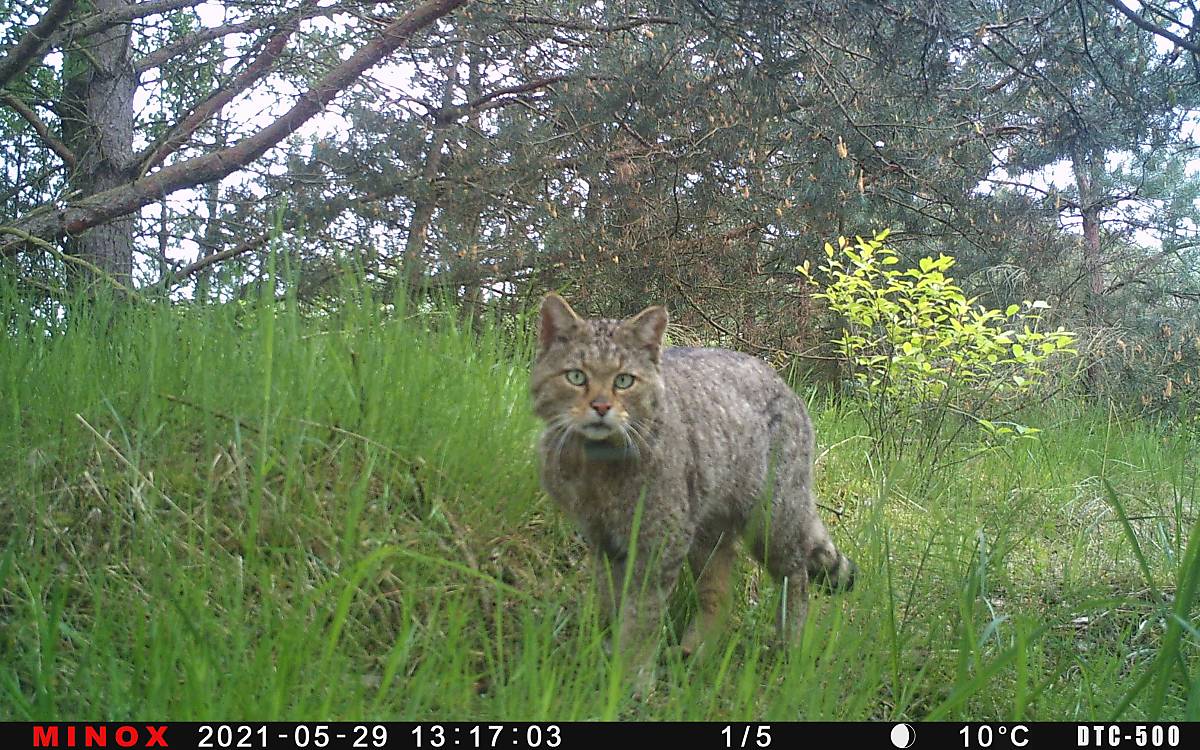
[617,422,642,461]
[540,414,571,443]
[550,415,577,465]
[554,428,572,465]
[539,414,573,466]
[624,417,655,457]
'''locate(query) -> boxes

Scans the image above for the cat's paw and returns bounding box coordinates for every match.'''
[680,624,704,659]
[630,664,658,699]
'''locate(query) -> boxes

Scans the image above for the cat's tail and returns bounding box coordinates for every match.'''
[808,544,857,594]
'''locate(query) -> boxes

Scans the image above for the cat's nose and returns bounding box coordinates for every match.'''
[590,400,612,417]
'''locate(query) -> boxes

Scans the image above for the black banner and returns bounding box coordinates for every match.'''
[6,722,1195,750]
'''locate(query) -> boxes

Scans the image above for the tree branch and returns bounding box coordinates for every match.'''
[1,0,472,259]
[137,18,300,174]
[1104,242,1200,294]
[1102,0,1200,54]
[134,4,338,73]
[157,230,271,289]
[156,172,429,290]
[0,91,76,168]
[504,14,678,33]
[0,226,137,297]
[53,0,203,45]
[136,19,282,74]
[0,0,76,90]
[433,74,569,123]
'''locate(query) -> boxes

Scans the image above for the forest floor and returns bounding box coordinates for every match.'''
[1,294,1197,720]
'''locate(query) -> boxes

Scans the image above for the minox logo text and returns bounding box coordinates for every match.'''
[33,726,169,748]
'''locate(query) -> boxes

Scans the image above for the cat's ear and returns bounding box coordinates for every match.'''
[539,293,583,351]
[619,304,669,359]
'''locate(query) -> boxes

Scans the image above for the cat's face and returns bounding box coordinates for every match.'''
[531,294,668,449]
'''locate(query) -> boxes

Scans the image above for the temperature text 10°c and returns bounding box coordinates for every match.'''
[960,725,1030,748]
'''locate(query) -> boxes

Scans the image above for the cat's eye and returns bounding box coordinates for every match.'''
[614,373,635,390]
[565,369,587,386]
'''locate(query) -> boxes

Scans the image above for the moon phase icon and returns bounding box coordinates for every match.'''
[890,723,916,748]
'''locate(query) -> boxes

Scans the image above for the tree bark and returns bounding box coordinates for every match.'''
[194,177,223,303]
[402,47,461,292]
[460,38,484,325]
[60,0,136,286]
[1072,146,1105,393]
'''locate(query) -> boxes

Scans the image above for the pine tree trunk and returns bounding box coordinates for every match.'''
[1072,147,1105,393]
[461,38,484,325]
[402,50,461,293]
[194,177,223,303]
[60,0,136,288]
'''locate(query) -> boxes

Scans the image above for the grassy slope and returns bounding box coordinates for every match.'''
[1,292,1197,720]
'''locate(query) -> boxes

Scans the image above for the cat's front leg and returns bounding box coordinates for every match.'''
[592,548,622,629]
[590,549,657,693]
[611,535,687,694]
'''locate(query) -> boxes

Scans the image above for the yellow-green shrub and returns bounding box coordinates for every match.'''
[798,230,1077,459]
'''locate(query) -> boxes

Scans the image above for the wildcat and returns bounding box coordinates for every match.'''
[531,293,856,684]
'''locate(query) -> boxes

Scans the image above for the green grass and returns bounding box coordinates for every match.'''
[1,286,1197,720]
